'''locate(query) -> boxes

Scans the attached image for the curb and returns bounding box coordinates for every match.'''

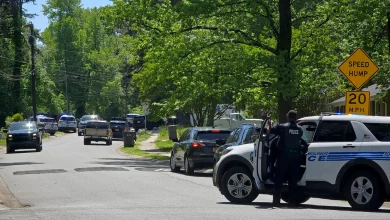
[0,174,22,209]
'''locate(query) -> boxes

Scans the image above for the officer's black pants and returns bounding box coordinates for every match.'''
[273,154,301,205]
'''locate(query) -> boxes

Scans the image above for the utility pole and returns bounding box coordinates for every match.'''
[28,23,37,122]
[64,39,70,114]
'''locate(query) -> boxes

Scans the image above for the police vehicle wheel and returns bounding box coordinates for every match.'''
[78,132,82,136]
[170,153,180,172]
[281,192,310,204]
[221,166,258,204]
[344,170,385,211]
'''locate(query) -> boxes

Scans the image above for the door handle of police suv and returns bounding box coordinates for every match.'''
[343,145,355,148]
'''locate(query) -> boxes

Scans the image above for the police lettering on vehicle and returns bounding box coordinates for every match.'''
[289,129,299,135]
[307,152,390,162]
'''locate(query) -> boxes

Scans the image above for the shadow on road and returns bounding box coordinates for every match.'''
[217,201,390,213]
[0,162,44,167]
[93,157,169,169]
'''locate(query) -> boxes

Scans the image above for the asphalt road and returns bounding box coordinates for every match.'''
[0,133,390,219]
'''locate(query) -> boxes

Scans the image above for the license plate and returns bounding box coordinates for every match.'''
[92,136,99,138]
[213,147,218,152]
[137,121,140,123]
[115,129,119,131]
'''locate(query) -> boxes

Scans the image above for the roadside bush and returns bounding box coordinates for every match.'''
[5,113,24,128]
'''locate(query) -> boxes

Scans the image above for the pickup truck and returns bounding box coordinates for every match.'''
[84,120,112,145]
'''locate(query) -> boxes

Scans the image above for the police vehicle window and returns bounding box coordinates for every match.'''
[315,121,355,142]
[298,122,317,143]
[363,123,390,141]
[232,128,243,142]
[243,127,255,144]
[225,129,237,143]
[61,116,75,121]
[344,123,356,141]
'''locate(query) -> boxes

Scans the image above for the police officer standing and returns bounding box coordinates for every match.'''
[267,110,307,207]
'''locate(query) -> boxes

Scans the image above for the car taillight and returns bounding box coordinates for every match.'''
[84,130,87,135]
[191,142,206,148]
[211,129,220,133]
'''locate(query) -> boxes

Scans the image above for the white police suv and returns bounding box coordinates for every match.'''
[213,113,390,211]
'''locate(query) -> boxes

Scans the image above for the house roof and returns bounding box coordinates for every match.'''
[329,84,383,106]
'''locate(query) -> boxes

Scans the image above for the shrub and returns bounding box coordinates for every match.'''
[5,113,24,128]
[12,113,23,122]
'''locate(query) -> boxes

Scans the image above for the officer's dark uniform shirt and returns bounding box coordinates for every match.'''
[270,122,307,155]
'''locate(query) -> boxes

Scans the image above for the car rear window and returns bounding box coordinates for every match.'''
[41,118,56,123]
[194,130,230,141]
[86,122,108,129]
[110,122,126,127]
[364,123,390,142]
[60,117,75,121]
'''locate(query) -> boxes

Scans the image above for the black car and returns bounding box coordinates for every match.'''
[213,124,261,165]
[4,121,43,153]
[110,118,129,139]
[170,127,231,175]
[133,115,165,131]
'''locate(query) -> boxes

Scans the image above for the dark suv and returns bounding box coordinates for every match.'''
[132,115,164,131]
[213,124,261,165]
[110,117,129,140]
[169,127,231,175]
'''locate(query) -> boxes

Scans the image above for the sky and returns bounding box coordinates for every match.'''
[24,0,113,32]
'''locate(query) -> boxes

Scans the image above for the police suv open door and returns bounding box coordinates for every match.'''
[255,117,274,182]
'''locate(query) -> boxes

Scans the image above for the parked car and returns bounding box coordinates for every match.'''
[213,123,261,166]
[78,114,101,136]
[58,115,77,133]
[42,117,58,136]
[110,117,129,140]
[169,127,231,175]
[3,121,43,153]
[84,120,112,145]
[126,113,139,126]
[133,115,165,131]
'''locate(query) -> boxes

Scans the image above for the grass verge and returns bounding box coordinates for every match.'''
[121,130,170,160]
[155,126,187,152]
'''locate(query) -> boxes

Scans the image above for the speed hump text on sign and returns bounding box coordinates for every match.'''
[345,91,370,115]
[338,48,379,90]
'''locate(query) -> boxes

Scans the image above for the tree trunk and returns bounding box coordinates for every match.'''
[276,0,293,123]
[206,100,218,127]
[11,0,23,113]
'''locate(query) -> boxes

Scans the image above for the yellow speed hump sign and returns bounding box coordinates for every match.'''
[338,48,379,90]
[345,91,370,115]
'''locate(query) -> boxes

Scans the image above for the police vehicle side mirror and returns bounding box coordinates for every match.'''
[306,127,316,131]
[250,134,259,142]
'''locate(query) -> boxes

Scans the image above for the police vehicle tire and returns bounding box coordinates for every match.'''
[78,132,82,136]
[170,153,180,172]
[221,166,258,204]
[281,192,310,204]
[343,170,385,211]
